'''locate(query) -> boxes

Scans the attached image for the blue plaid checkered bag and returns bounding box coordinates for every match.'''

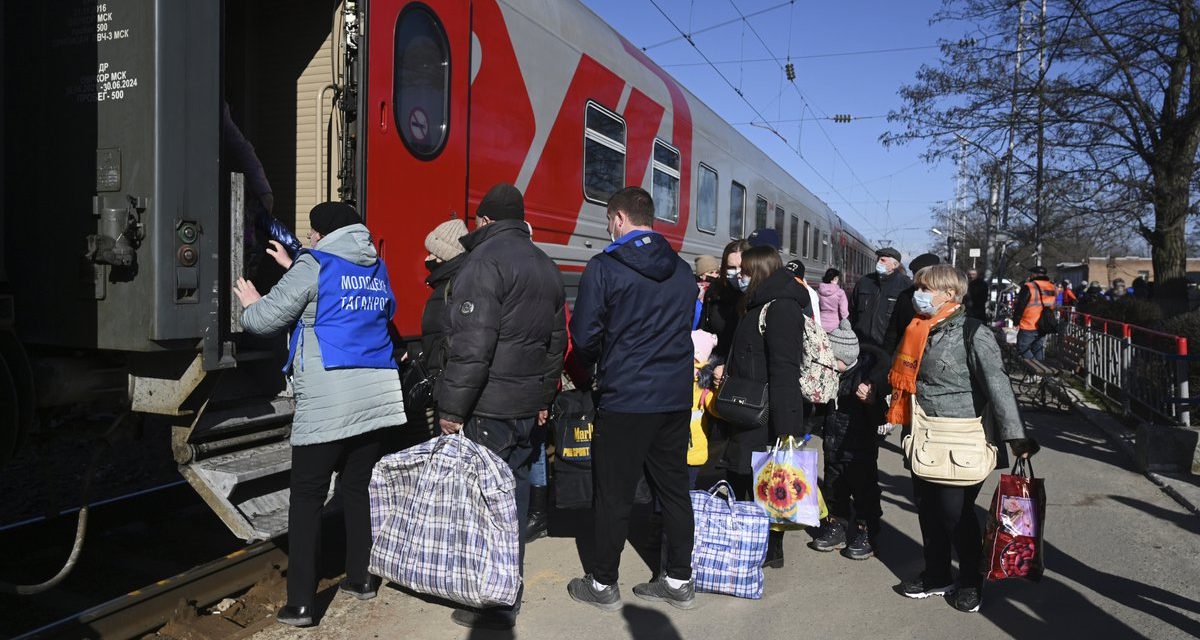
[368,434,521,608]
[690,480,771,599]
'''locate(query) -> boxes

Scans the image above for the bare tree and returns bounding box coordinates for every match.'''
[885,0,1200,287]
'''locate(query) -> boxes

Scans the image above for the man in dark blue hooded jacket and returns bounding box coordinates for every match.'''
[566,187,698,611]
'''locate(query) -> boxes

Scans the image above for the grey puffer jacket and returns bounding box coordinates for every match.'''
[241,224,406,446]
[915,309,1025,468]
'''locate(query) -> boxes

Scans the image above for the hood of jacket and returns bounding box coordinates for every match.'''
[746,268,809,309]
[426,252,466,288]
[459,218,530,252]
[603,230,681,282]
[312,223,378,266]
[818,282,843,299]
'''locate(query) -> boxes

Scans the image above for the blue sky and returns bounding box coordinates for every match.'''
[582,0,967,262]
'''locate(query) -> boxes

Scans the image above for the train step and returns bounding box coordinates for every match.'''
[180,439,301,542]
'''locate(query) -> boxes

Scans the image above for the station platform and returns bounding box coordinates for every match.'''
[250,406,1200,640]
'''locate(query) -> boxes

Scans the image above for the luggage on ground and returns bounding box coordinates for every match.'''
[690,480,771,599]
[368,434,522,608]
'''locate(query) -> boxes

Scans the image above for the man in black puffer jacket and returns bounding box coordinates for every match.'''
[435,183,566,631]
[566,187,698,612]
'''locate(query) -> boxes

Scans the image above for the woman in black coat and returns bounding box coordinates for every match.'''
[407,219,468,437]
[718,245,808,568]
[701,239,752,359]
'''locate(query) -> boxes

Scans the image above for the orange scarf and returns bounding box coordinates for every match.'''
[885,303,962,426]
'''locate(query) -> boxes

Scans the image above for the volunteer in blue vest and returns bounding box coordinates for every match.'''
[234,202,405,628]
[1011,265,1057,361]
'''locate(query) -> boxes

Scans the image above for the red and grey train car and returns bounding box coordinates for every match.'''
[0,0,874,539]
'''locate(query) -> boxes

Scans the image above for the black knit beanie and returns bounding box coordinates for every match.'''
[909,252,941,274]
[477,183,525,221]
[310,202,361,235]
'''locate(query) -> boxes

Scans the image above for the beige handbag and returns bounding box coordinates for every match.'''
[902,398,997,486]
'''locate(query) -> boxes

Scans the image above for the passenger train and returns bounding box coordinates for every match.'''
[0,0,874,539]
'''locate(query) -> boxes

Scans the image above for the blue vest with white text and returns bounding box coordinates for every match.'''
[285,249,397,373]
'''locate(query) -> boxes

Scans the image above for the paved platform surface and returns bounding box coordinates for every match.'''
[250,407,1200,640]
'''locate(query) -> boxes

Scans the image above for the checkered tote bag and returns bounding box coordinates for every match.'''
[690,480,771,599]
[368,434,521,608]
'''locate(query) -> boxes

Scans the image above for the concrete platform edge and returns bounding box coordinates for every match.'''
[1054,380,1200,518]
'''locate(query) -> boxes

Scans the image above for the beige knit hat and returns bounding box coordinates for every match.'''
[424,218,468,261]
[694,254,721,276]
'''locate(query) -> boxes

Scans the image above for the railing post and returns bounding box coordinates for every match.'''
[1084,314,1093,388]
[1121,323,1132,417]
[1177,336,1190,426]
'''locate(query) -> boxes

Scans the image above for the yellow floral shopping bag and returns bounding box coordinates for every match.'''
[751,436,821,527]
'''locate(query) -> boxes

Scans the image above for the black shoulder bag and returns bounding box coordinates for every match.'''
[714,303,771,430]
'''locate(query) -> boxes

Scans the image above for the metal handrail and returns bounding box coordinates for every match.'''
[1044,307,1192,425]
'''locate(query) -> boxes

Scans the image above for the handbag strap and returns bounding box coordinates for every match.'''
[1010,456,1035,478]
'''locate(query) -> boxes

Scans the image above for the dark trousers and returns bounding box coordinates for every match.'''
[824,456,883,529]
[912,475,984,588]
[592,409,694,585]
[1016,328,1045,361]
[287,429,385,607]
[463,415,540,619]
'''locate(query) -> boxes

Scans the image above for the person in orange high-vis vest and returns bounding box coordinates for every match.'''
[1011,265,1057,361]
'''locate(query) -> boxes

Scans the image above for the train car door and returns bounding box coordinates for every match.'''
[365,0,470,336]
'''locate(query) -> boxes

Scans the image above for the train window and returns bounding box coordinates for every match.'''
[755,196,768,230]
[774,206,785,238]
[788,215,799,255]
[652,140,681,222]
[822,232,830,263]
[802,221,811,258]
[393,6,451,159]
[729,181,746,239]
[696,164,718,234]
[584,102,626,204]
[812,226,821,261]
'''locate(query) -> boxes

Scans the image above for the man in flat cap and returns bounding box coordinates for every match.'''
[849,246,912,349]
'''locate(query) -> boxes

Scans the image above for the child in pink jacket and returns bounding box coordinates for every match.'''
[817,268,849,333]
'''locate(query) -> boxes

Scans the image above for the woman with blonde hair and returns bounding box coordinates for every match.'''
[884,264,1037,613]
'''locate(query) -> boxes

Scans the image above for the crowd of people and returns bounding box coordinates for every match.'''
[233,183,1040,628]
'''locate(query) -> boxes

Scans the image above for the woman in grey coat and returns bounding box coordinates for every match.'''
[887,264,1037,613]
[235,202,405,627]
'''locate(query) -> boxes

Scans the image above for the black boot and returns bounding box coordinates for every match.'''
[841,522,876,560]
[808,517,848,552]
[525,485,549,542]
[762,530,785,569]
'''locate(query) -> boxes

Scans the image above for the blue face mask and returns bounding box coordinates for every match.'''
[875,261,889,275]
[912,290,938,316]
[736,275,751,292]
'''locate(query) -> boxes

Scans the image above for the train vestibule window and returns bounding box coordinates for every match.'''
[394,6,450,158]
[584,102,626,204]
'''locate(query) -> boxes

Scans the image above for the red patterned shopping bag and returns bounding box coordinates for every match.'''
[983,458,1046,582]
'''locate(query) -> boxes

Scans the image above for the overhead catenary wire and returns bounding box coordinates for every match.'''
[723,0,896,230]
[643,0,885,238]
[640,0,794,52]
[659,44,942,67]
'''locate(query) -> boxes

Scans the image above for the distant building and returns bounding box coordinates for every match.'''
[1055,257,1200,287]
